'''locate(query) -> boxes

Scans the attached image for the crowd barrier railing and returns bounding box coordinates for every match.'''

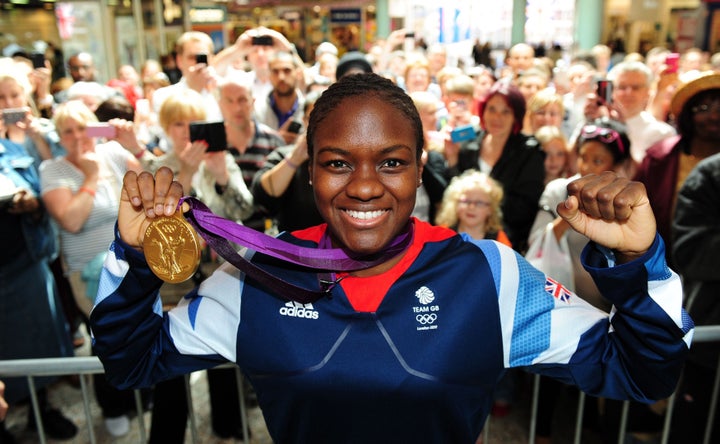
[1,326,718,444]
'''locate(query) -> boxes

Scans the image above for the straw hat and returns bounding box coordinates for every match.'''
[670,71,720,118]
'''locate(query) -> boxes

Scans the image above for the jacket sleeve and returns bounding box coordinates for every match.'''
[89,228,229,389]
[484,235,693,402]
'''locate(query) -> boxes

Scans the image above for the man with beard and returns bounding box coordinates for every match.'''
[253,51,305,145]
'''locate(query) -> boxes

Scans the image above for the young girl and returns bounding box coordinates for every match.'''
[435,169,511,247]
[534,125,569,186]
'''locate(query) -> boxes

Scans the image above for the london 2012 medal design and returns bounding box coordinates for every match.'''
[143,212,201,283]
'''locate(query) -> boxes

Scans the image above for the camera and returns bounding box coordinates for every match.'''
[189,121,227,152]
[30,52,45,69]
[450,124,477,143]
[195,53,208,64]
[2,108,27,125]
[86,123,117,138]
[252,35,273,46]
[287,121,302,134]
[596,79,613,104]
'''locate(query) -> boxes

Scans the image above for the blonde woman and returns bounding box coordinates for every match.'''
[524,88,565,135]
[40,100,142,316]
[143,89,254,223]
[435,169,510,246]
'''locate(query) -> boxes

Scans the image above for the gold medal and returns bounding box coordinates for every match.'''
[143,211,202,283]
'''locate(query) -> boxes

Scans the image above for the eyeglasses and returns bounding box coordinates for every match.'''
[458,199,491,208]
[580,124,626,157]
[691,103,720,115]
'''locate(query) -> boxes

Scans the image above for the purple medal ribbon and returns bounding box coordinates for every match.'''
[180,197,414,304]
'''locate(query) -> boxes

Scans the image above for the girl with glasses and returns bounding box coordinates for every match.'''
[435,170,511,246]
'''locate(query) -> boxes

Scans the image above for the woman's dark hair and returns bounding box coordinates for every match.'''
[95,96,134,122]
[307,73,424,162]
[576,118,631,164]
[676,89,720,142]
[477,81,526,135]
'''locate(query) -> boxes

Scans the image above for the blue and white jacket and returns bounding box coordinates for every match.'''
[91,219,693,443]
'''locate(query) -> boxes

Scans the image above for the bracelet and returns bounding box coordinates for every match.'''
[284,158,299,169]
[78,186,96,197]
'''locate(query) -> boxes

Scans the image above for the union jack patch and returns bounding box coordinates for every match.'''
[545,276,572,303]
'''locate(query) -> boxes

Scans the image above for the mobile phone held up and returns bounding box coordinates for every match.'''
[665,53,680,74]
[30,52,46,69]
[287,121,302,134]
[190,121,227,152]
[86,123,117,138]
[596,79,613,105]
[195,53,208,65]
[450,124,477,143]
[252,35,273,46]
[2,108,28,125]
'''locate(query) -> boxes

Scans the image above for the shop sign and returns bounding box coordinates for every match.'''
[330,8,362,23]
[189,6,227,25]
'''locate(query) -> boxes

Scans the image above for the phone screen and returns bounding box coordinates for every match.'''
[287,121,302,134]
[86,123,117,138]
[596,80,613,104]
[665,53,680,74]
[2,108,27,125]
[30,52,45,69]
[252,35,273,46]
[189,121,227,152]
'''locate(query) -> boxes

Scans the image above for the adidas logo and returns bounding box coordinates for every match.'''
[279,301,319,320]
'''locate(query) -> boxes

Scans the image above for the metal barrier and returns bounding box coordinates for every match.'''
[1,326,718,444]
[0,359,247,444]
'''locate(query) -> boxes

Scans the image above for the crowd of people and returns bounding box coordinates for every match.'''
[0,24,715,443]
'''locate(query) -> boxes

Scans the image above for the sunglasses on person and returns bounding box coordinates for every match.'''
[580,125,626,157]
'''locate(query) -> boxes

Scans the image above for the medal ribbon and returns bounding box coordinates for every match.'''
[179,197,413,304]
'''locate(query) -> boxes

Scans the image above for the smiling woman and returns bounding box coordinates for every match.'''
[306,74,423,266]
[91,73,693,444]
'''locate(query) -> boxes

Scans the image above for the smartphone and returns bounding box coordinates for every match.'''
[86,123,117,138]
[665,53,680,74]
[195,53,208,64]
[287,121,302,134]
[2,108,27,125]
[596,79,613,104]
[252,35,273,46]
[30,52,45,69]
[404,32,415,54]
[189,121,227,152]
[450,124,477,143]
